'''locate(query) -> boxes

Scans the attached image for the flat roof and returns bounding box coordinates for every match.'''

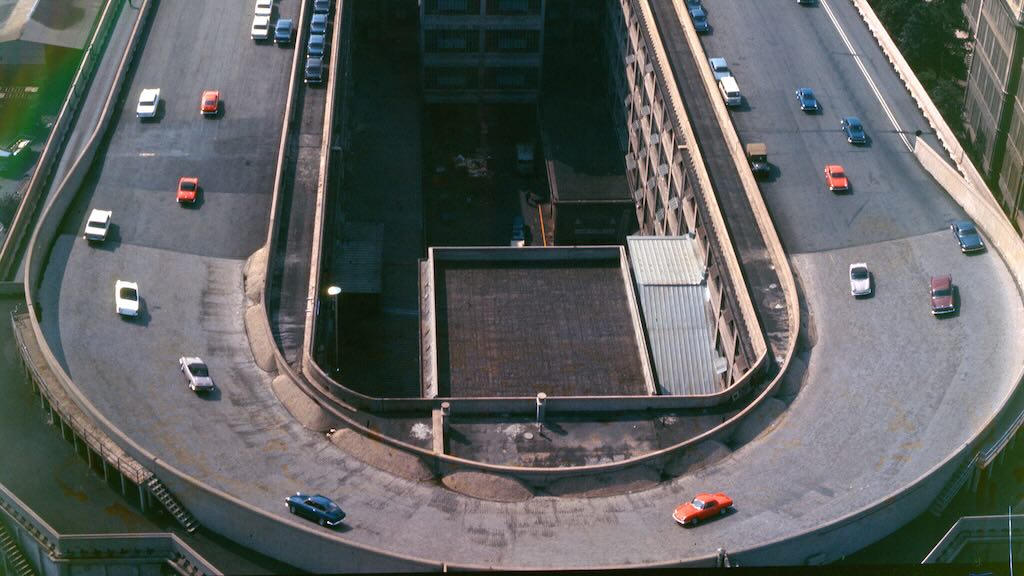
[0,0,103,49]
[423,247,654,398]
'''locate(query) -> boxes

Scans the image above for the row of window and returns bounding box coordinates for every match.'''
[424,29,541,53]
[424,66,539,89]
[423,0,542,16]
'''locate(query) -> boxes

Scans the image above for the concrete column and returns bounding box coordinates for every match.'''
[536,392,547,423]
[441,402,451,434]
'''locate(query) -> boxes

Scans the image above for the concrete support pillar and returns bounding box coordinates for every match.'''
[440,402,450,434]
[536,392,547,423]
[139,484,146,513]
[120,471,127,496]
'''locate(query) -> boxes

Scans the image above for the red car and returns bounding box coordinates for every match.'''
[673,492,733,526]
[200,90,220,116]
[930,275,955,315]
[177,177,199,204]
[824,164,849,192]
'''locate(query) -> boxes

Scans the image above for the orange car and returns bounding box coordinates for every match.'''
[177,177,199,204]
[673,492,733,526]
[824,164,849,192]
[200,90,220,116]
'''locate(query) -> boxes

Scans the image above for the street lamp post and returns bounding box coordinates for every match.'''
[326,286,341,371]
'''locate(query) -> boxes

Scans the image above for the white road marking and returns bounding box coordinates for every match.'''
[820,0,913,152]
[139,152,156,157]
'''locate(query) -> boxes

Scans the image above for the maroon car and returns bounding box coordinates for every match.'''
[930,275,955,315]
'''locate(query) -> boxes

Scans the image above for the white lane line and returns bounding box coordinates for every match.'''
[820,0,913,152]
[139,152,156,157]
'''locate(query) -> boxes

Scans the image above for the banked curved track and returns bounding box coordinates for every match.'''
[37,0,1024,569]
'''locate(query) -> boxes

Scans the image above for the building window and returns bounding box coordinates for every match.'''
[486,0,541,15]
[485,29,539,52]
[426,30,478,52]
[424,0,480,15]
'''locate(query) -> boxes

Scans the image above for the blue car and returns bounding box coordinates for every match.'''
[841,116,866,144]
[689,6,709,33]
[285,493,346,527]
[795,88,819,111]
[950,219,985,253]
[274,18,294,44]
[310,13,329,35]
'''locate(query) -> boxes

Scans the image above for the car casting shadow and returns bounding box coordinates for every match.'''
[196,387,222,401]
[121,299,151,327]
[684,506,736,528]
[179,189,204,209]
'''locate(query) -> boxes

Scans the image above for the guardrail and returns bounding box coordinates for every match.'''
[0,0,122,280]
[923,513,1024,563]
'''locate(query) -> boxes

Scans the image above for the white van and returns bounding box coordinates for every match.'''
[718,76,742,107]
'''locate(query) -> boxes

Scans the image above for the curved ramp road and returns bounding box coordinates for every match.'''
[35,0,1024,568]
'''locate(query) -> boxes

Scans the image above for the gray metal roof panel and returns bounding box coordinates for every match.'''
[638,284,719,396]
[627,236,705,286]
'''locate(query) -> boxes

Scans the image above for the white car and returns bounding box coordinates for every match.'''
[849,263,872,297]
[136,88,159,118]
[255,0,273,16]
[83,208,112,242]
[115,280,140,317]
[251,14,271,40]
[179,357,215,392]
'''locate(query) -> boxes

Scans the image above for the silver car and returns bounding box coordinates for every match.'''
[179,357,215,392]
[849,263,872,297]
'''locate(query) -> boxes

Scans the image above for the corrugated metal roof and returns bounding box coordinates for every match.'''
[336,222,383,294]
[628,236,705,285]
[628,236,720,396]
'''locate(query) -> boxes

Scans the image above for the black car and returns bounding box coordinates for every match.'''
[285,493,346,527]
[304,56,324,84]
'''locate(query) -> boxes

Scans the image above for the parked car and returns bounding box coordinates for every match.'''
[179,357,215,393]
[200,90,220,116]
[708,57,730,81]
[673,492,733,526]
[310,13,329,35]
[115,280,140,317]
[824,164,848,192]
[254,0,273,16]
[285,493,345,527]
[307,34,326,58]
[313,0,331,15]
[136,88,160,118]
[304,56,324,84]
[841,116,866,144]
[251,15,271,40]
[274,18,294,44]
[795,88,819,111]
[83,209,112,242]
[950,219,985,253]
[930,275,956,315]
[849,263,872,297]
[689,6,709,33]
[177,176,199,204]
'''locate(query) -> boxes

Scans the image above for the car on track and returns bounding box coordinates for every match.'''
[177,176,199,204]
[304,56,324,84]
[83,208,112,242]
[274,18,294,44]
[841,116,866,144]
[307,33,326,58]
[824,164,848,192]
[285,493,345,527]
[930,274,956,316]
[708,57,730,81]
[251,15,271,40]
[950,219,985,253]
[115,280,140,317]
[673,492,733,526]
[689,5,709,33]
[136,88,159,118]
[795,88,819,111]
[179,357,215,393]
[310,13,329,35]
[313,0,331,15]
[849,263,872,297]
[254,0,273,16]
[200,90,220,116]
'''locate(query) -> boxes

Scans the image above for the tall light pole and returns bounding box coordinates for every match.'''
[326,286,341,371]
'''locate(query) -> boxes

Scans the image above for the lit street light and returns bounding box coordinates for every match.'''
[326,286,341,371]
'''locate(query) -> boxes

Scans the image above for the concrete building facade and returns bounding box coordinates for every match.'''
[419,0,546,103]
[962,0,1024,230]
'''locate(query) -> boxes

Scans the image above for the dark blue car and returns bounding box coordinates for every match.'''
[795,88,819,111]
[689,6,709,33]
[285,493,346,527]
[841,116,866,144]
[950,219,985,253]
